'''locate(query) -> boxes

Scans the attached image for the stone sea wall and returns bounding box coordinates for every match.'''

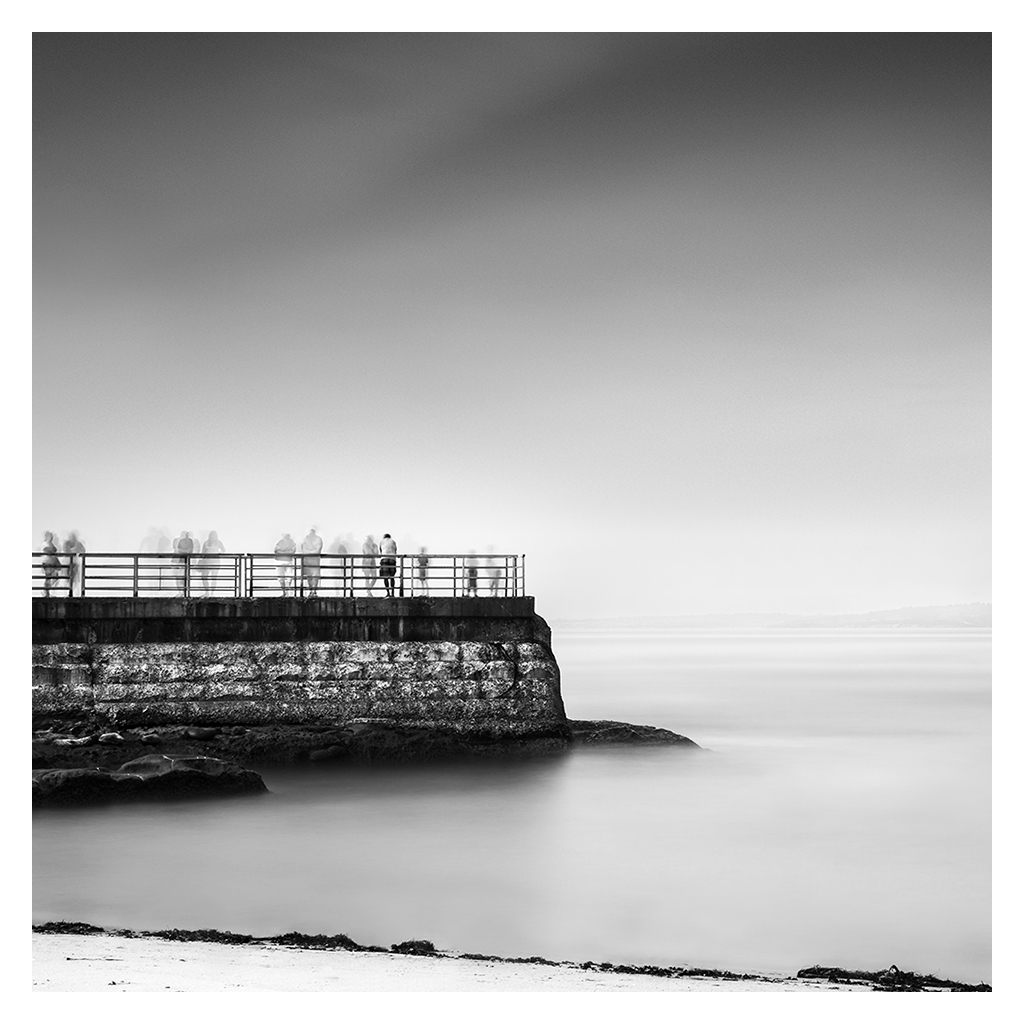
[33,639,566,736]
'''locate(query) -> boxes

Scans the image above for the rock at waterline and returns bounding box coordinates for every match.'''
[32,753,267,808]
[568,720,700,747]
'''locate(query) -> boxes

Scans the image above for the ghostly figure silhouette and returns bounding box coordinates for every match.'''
[172,531,195,596]
[139,526,170,594]
[199,530,226,596]
[415,546,429,596]
[275,533,296,596]
[301,528,323,596]
[62,531,86,597]
[41,531,61,596]
[464,549,479,597]
[326,535,351,597]
[485,544,504,597]
[361,535,379,595]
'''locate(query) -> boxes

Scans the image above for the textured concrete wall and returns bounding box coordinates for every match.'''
[32,639,566,736]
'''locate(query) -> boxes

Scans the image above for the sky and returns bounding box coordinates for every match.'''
[32,32,991,618]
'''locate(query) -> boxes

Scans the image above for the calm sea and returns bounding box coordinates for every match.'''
[32,627,991,982]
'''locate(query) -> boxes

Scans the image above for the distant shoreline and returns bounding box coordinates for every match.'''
[31,926,991,993]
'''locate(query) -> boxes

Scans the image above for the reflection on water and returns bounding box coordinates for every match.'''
[33,629,991,981]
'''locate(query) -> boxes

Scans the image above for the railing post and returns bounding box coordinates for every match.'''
[133,555,139,598]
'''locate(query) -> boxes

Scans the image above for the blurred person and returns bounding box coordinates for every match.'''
[361,535,379,595]
[464,549,479,597]
[415,546,429,596]
[40,531,61,596]
[62,531,86,597]
[172,531,195,596]
[156,526,171,589]
[301,527,323,597]
[485,545,504,597]
[380,533,398,597]
[325,535,348,597]
[139,526,170,594]
[199,530,226,596]
[275,533,296,596]
[330,536,352,597]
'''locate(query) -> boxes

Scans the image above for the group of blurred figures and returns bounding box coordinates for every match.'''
[37,527,509,599]
[271,530,506,598]
[38,531,87,597]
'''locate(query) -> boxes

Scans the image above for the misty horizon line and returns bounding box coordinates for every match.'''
[551,602,992,624]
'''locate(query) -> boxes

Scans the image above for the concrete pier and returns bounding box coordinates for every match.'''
[32,597,566,737]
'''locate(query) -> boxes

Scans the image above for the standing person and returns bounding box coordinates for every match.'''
[275,533,296,596]
[301,527,323,597]
[199,530,226,596]
[415,547,429,596]
[464,549,479,597]
[379,533,398,597]
[40,532,61,596]
[361,535,379,595]
[62,531,86,597]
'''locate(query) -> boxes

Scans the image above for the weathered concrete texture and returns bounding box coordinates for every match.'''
[33,640,566,735]
[32,597,550,645]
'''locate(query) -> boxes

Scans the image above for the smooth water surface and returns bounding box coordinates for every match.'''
[33,628,991,981]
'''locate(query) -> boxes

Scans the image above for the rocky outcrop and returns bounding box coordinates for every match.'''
[568,720,700,746]
[32,720,571,770]
[32,718,698,772]
[32,753,267,807]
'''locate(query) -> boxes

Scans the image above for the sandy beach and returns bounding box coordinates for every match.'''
[33,932,873,992]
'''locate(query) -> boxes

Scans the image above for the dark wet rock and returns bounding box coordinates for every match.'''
[33,717,701,770]
[218,722,571,766]
[568,720,700,747]
[32,767,117,806]
[307,747,336,762]
[185,726,219,740]
[391,939,437,956]
[33,754,267,807]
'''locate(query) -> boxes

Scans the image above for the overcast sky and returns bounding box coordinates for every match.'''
[32,32,990,617]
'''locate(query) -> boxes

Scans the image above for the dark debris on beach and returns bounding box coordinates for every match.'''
[32,922,990,991]
[797,963,992,993]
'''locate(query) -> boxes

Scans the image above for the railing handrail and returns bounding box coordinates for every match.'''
[30,550,527,599]
[29,552,524,561]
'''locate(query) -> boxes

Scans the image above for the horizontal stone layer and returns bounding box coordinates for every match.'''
[33,638,565,734]
[95,697,564,731]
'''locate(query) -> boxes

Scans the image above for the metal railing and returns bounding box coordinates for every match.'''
[31,551,526,599]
